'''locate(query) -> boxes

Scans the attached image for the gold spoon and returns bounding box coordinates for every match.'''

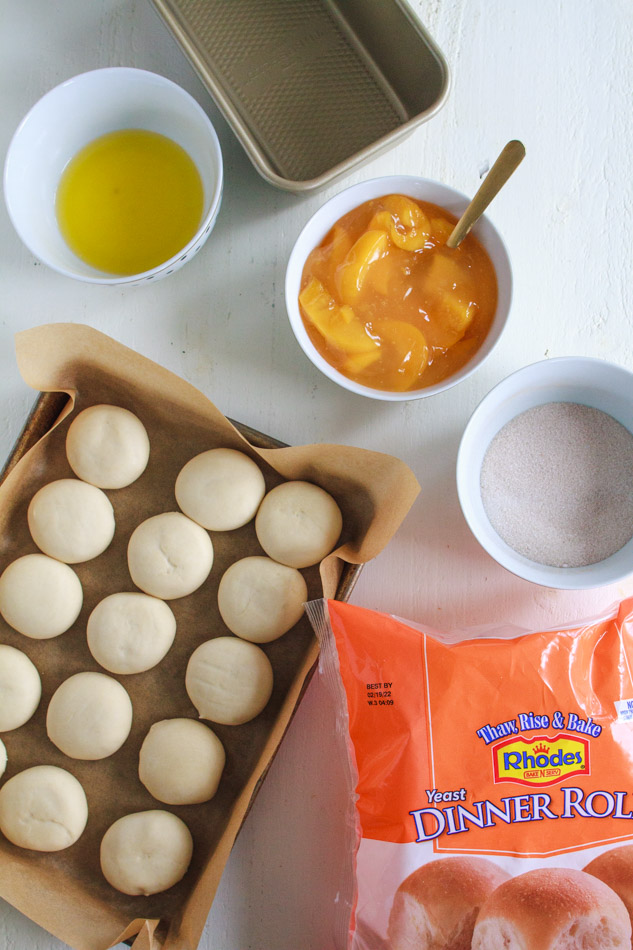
[446,140,526,249]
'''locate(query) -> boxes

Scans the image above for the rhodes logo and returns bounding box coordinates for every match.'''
[492,733,590,787]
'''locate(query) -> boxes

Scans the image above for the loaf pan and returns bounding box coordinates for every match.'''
[149,0,450,193]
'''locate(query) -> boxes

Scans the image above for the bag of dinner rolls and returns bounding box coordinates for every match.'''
[307,598,633,950]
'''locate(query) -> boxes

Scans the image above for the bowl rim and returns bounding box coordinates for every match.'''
[456,355,633,590]
[3,66,224,286]
[284,174,513,401]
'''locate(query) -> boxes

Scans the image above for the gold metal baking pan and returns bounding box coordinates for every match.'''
[149,0,450,192]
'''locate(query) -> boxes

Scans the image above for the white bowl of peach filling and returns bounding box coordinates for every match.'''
[285,176,512,400]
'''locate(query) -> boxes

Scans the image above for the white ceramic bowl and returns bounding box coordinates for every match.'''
[285,175,512,401]
[3,67,223,286]
[457,357,633,589]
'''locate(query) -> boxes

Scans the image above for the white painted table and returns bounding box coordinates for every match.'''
[1,2,632,948]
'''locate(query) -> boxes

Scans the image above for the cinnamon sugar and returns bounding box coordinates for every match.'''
[480,402,633,568]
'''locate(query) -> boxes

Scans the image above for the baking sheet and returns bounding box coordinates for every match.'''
[0,323,420,950]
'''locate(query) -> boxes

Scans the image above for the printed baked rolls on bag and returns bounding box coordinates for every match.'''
[471,868,631,949]
[307,597,633,950]
[388,856,509,950]
[584,845,633,932]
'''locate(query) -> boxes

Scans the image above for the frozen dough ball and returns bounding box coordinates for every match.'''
[0,765,88,851]
[28,478,115,563]
[175,448,266,531]
[186,636,273,725]
[127,511,213,600]
[0,644,41,730]
[218,556,307,643]
[0,739,6,778]
[66,404,150,489]
[255,480,343,568]
[139,718,225,805]
[0,554,83,639]
[100,810,193,895]
[47,671,133,760]
[388,856,510,950]
[87,592,176,674]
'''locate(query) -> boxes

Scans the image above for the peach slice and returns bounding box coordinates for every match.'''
[343,350,382,375]
[373,195,431,251]
[375,320,429,390]
[430,217,454,245]
[336,229,389,303]
[300,278,379,356]
[424,250,463,291]
[327,225,354,287]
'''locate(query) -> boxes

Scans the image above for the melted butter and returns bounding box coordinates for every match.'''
[56,129,204,275]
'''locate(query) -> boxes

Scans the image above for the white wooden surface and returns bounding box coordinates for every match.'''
[1,1,633,948]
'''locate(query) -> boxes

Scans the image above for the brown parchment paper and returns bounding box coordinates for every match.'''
[0,323,420,950]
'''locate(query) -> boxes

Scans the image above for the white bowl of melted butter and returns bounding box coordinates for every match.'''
[4,67,223,285]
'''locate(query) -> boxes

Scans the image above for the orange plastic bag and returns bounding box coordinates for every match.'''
[308,598,633,950]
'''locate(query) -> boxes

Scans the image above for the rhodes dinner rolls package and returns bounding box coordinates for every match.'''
[308,598,633,950]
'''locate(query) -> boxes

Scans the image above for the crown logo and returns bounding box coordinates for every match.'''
[493,734,590,788]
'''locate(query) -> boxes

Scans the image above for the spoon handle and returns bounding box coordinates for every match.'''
[446,140,526,249]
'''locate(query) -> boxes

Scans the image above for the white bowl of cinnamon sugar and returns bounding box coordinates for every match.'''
[285,175,512,400]
[457,356,633,589]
